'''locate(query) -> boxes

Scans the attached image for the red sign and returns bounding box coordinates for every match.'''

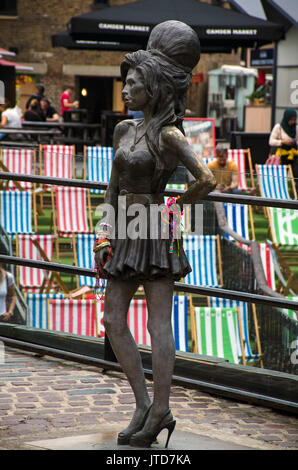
[191,73,204,83]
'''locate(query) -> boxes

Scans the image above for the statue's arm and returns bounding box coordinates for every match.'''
[161,127,217,205]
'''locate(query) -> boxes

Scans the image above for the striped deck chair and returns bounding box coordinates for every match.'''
[256,164,296,200]
[267,207,298,247]
[190,304,240,364]
[26,292,64,329]
[47,298,97,337]
[40,144,75,181]
[208,297,262,366]
[73,233,97,289]
[16,235,54,290]
[183,234,222,287]
[223,202,255,240]
[84,146,113,195]
[172,295,189,352]
[52,187,92,237]
[0,190,34,235]
[95,295,189,351]
[238,242,275,290]
[228,149,254,191]
[0,148,36,190]
[282,297,298,322]
[15,234,68,293]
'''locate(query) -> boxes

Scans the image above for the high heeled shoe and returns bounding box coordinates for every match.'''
[117,404,152,445]
[129,409,176,448]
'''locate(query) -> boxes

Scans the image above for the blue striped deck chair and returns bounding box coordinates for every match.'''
[183,234,222,287]
[84,146,113,195]
[0,190,34,235]
[256,164,296,200]
[223,202,255,240]
[172,295,189,352]
[189,303,240,364]
[73,234,97,289]
[208,297,262,365]
[25,292,64,329]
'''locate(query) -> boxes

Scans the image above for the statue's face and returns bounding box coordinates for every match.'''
[122,68,149,111]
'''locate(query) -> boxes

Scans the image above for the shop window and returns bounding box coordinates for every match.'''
[0,0,17,16]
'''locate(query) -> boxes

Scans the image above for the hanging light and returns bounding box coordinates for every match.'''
[81,88,87,97]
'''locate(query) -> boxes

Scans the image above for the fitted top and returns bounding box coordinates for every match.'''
[114,145,157,194]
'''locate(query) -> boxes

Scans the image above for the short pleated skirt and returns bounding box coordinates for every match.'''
[102,204,191,282]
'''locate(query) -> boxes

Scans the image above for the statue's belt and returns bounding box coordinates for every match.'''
[118,190,164,208]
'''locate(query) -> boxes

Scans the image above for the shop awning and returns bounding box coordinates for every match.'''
[0,48,16,57]
[54,0,285,53]
[0,58,33,71]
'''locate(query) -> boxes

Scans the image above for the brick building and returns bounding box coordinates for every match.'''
[0,0,241,120]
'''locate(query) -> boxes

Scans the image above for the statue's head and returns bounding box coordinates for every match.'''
[147,20,200,72]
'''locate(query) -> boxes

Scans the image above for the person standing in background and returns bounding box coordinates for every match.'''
[269,108,298,190]
[60,85,78,121]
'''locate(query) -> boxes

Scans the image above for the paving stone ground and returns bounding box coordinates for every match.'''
[0,346,297,451]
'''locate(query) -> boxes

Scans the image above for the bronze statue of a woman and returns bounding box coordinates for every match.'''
[94,20,216,448]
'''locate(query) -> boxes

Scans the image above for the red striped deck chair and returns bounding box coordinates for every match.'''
[239,242,275,290]
[95,298,151,346]
[227,149,255,191]
[47,298,97,337]
[40,144,75,179]
[52,187,93,237]
[0,148,36,190]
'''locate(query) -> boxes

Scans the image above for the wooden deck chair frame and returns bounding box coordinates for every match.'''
[228,148,255,190]
[15,234,69,294]
[266,239,298,296]
[50,186,93,236]
[189,297,246,364]
[206,297,263,367]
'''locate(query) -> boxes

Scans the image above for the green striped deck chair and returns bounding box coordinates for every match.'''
[190,304,242,364]
[282,297,298,322]
[267,207,298,247]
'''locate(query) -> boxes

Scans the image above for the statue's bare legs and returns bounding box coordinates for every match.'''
[103,277,175,437]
